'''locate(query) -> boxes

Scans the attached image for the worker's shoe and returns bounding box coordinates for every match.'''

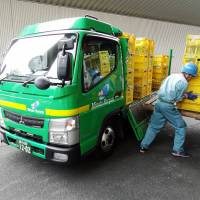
[171,151,190,158]
[139,147,148,153]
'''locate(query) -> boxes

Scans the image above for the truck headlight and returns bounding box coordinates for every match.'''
[0,108,6,129]
[49,116,79,145]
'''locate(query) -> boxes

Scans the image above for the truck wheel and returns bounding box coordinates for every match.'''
[97,122,116,157]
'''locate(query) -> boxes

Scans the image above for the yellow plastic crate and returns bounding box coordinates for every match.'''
[183,56,196,64]
[134,77,148,87]
[147,83,152,94]
[177,98,200,113]
[135,38,150,56]
[188,76,200,85]
[152,79,163,91]
[121,33,136,54]
[134,63,149,70]
[152,84,160,91]
[185,47,196,58]
[136,37,150,46]
[100,65,110,75]
[99,51,110,62]
[149,40,155,56]
[134,69,148,78]
[153,55,169,62]
[126,71,134,86]
[153,62,168,67]
[153,55,169,66]
[148,69,153,82]
[186,35,200,46]
[126,86,134,105]
[134,85,148,99]
[135,55,149,64]
[195,47,200,56]
[152,79,163,86]
[134,66,148,72]
[185,35,200,57]
[127,54,134,71]
[153,65,168,74]
[152,73,168,81]
[149,56,153,68]
[186,83,200,93]
[128,34,136,54]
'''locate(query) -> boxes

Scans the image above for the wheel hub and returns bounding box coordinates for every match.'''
[101,126,115,152]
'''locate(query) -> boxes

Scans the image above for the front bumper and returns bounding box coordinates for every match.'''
[0,128,80,164]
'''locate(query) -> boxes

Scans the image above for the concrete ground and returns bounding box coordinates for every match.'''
[0,117,200,200]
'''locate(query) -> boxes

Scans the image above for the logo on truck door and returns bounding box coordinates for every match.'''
[91,83,115,109]
[98,84,110,100]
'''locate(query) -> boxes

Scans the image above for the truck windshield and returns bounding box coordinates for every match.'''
[1,33,76,82]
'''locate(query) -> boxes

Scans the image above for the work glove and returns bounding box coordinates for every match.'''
[185,91,198,100]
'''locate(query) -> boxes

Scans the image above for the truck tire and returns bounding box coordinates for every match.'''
[97,121,116,158]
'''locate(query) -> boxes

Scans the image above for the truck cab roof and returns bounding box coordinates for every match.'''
[19,16,122,38]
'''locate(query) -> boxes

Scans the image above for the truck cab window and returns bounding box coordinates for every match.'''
[83,36,117,91]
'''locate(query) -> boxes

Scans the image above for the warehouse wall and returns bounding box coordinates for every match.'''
[1,0,200,72]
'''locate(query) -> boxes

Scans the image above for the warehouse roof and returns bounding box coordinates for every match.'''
[19,0,200,27]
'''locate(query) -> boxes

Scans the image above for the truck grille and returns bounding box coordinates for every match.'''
[9,128,43,143]
[4,110,44,128]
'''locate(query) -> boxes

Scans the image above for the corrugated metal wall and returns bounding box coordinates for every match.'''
[1,0,200,72]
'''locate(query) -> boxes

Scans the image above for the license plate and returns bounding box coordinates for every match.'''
[16,140,31,154]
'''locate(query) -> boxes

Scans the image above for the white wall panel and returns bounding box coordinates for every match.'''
[1,0,200,72]
[0,0,14,63]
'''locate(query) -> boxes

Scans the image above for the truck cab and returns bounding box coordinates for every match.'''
[0,17,128,163]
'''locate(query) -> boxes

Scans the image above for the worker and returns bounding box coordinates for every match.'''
[140,63,198,157]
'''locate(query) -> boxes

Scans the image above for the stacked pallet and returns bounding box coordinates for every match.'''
[177,35,200,112]
[134,38,155,99]
[152,55,169,91]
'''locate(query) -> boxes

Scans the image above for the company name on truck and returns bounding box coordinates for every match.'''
[27,100,44,114]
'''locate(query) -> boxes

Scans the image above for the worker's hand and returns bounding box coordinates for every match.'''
[185,91,198,100]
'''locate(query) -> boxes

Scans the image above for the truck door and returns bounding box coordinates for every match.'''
[79,34,123,154]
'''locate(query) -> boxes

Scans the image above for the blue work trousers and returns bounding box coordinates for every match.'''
[141,100,187,152]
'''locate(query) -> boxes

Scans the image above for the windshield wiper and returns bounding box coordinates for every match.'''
[0,64,6,75]
[22,77,36,87]
[22,72,47,87]
[0,75,9,83]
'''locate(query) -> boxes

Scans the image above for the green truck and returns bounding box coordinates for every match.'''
[0,16,152,164]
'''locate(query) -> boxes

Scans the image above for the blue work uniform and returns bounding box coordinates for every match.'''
[141,73,188,153]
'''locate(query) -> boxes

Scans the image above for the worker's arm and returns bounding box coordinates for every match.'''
[175,80,188,102]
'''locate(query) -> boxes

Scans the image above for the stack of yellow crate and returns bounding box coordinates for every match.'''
[177,35,200,112]
[152,55,169,91]
[120,33,135,105]
[134,37,155,99]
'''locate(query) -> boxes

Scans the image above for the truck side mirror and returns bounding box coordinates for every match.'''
[57,51,72,81]
[58,38,74,51]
